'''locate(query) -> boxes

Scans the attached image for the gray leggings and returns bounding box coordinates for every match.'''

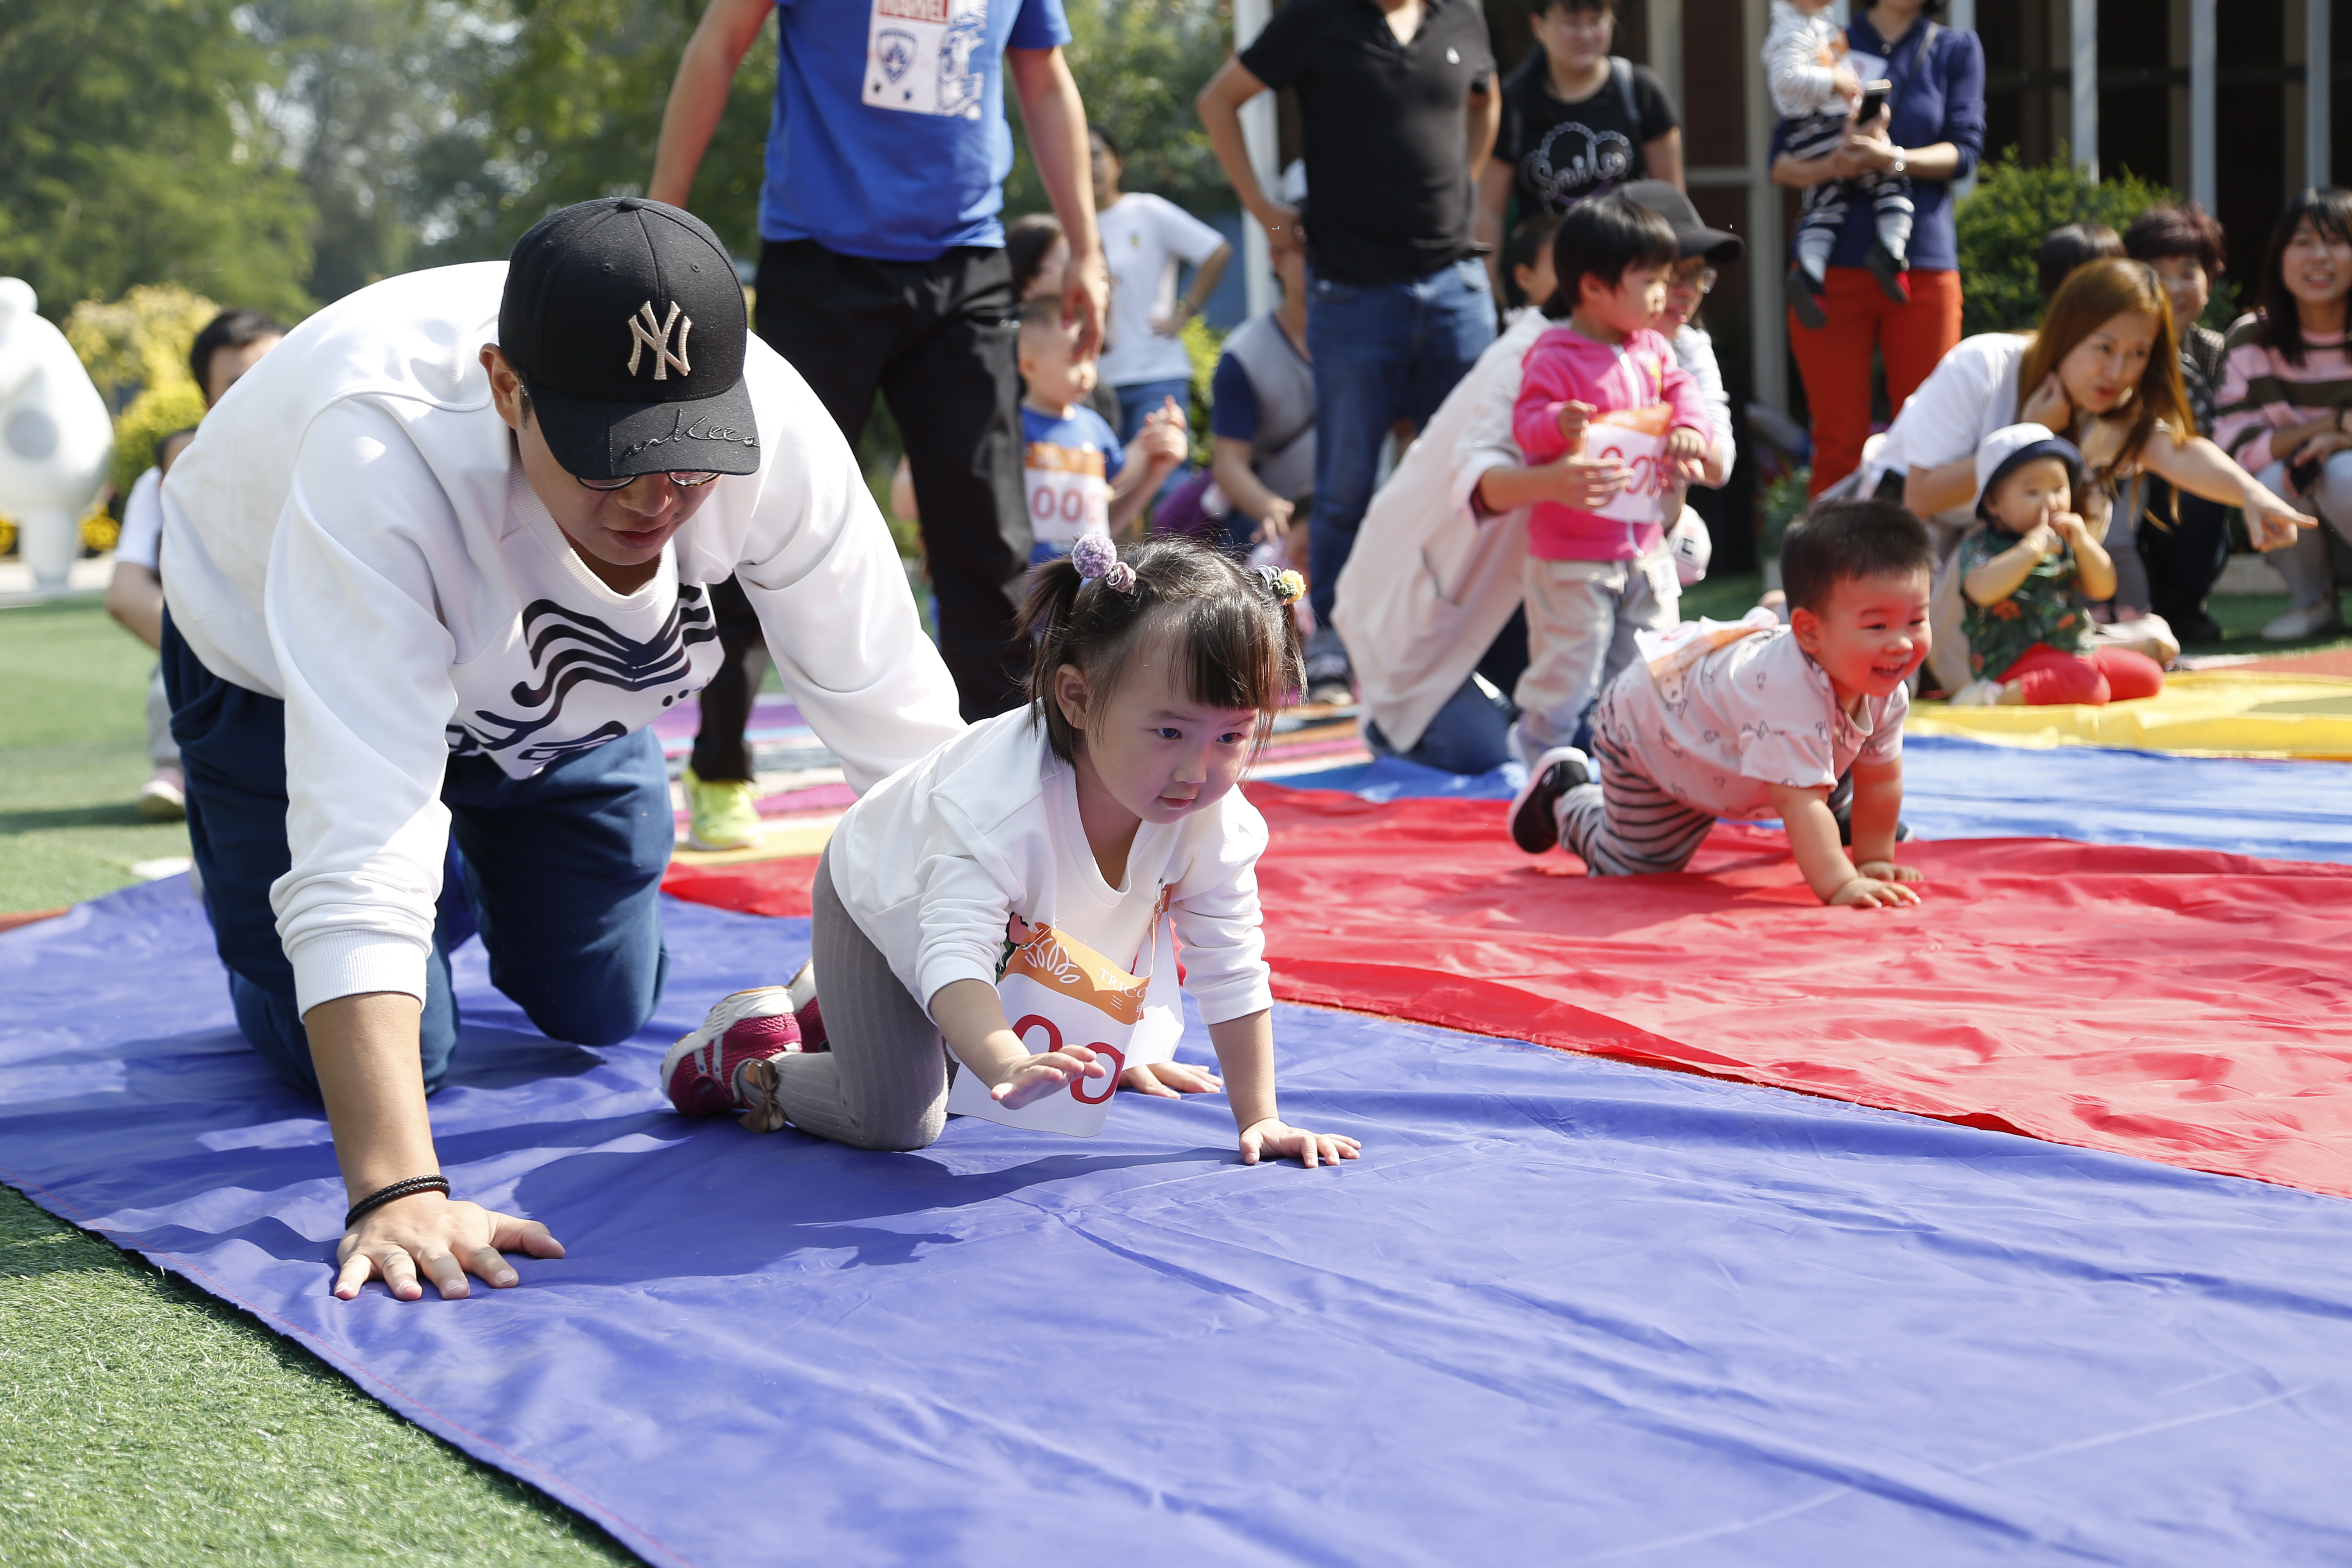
[761,844,953,1151]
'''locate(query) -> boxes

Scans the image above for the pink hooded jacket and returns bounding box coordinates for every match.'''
[1512,324,1708,560]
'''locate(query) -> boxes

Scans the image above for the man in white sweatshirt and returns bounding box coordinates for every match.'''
[160,198,964,1304]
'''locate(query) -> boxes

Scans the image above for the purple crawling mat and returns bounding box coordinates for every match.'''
[5,880,2352,1565]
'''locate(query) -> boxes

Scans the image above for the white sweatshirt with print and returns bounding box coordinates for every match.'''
[161,262,964,1016]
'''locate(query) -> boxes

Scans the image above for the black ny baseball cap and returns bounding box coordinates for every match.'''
[499,198,760,481]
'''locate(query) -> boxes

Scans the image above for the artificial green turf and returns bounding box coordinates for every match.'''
[0,599,193,914]
[0,599,637,1563]
[0,1187,635,1568]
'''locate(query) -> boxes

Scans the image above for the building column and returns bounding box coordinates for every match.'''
[2312,0,2335,189]
[1233,0,1278,321]
[2190,0,2216,211]
[2071,0,2100,178]
[1745,0,1787,411]
[1650,0,1685,111]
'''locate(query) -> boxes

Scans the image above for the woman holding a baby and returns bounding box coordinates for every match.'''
[1864,259,2311,695]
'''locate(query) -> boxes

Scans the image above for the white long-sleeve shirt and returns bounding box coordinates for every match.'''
[160,261,964,1016]
[828,708,1274,1031]
[1763,1,1847,119]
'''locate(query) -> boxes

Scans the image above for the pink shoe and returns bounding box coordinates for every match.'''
[661,988,803,1123]
[786,959,826,1052]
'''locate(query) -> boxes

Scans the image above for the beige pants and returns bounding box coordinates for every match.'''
[1513,547,1679,754]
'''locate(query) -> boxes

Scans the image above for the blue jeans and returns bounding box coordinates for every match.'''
[1363,676,1513,775]
[163,616,674,1096]
[1305,257,1497,624]
[1115,376,1194,443]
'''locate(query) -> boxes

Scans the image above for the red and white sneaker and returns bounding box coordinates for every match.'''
[786,959,826,1052]
[661,988,804,1125]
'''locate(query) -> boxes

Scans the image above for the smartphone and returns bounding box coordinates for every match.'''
[2290,447,2325,494]
[1857,80,1892,124]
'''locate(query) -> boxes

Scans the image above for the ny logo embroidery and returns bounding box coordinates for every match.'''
[625,301,693,380]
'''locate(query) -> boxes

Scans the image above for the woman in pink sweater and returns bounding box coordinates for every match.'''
[1506,194,1710,764]
[2213,187,2352,640]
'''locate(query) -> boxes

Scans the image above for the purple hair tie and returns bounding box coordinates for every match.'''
[1071,533,1136,594]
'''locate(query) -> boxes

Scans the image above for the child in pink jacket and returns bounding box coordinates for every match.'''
[1508,193,1712,766]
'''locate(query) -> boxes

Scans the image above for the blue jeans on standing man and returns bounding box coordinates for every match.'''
[162,615,674,1096]
[1304,257,1497,644]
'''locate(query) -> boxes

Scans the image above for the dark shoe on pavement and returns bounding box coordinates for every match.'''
[1786,264,1829,331]
[1508,746,1590,855]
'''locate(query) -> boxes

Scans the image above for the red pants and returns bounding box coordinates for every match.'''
[1791,267,1965,497]
[1997,643,2167,707]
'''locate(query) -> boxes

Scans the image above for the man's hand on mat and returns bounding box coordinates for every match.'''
[333,1193,565,1302]
[1853,861,1923,885]
[1830,874,1923,909]
[1120,1060,1225,1098]
[1239,1118,1362,1168]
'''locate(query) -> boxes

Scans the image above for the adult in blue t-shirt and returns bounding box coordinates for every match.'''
[652,0,1107,723]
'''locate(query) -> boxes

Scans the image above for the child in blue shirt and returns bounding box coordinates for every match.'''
[1018,298,1187,561]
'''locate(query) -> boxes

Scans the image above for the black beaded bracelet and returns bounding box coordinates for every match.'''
[344,1174,450,1230]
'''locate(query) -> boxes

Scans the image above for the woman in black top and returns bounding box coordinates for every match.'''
[1474,0,1682,289]
[2123,203,2234,642]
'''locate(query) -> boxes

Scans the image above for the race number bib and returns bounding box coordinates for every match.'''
[864,0,988,121]
[1026,441,1110,551]
[1579,404,1677,526]
[944,922,1147,1137]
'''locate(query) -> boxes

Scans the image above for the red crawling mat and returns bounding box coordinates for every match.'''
[1246,784,2352,1199]
[662,786,2352,1198]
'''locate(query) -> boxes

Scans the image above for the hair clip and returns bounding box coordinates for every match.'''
[1071,533,1136,593]
[1254,565,1305,607]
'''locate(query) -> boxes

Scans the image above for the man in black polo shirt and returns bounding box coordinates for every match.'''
[1200,0,1499,703]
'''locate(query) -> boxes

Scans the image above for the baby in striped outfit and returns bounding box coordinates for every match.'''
[1508,497,1936,909]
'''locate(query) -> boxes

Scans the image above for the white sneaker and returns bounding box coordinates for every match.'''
[137,766,186,822]
[1946,678,2005,707]
[2261,601,2345,641]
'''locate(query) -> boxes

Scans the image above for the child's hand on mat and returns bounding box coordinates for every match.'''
[989,1045,1111,1109]
[1854,860,1924,884]
[1240,1118,1362,1168]
[1829,874,1923,909]
[1121,1060,1225,1098]
[334,1193,564,1302]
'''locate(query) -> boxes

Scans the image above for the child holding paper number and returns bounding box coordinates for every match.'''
[662,535,1359,1168]
[1508,193,1712,764]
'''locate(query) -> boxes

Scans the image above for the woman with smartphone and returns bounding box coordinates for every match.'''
[1771,0,1984,499]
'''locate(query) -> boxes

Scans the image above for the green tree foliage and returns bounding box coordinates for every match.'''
[1003,0,1234,225]
[458,0,777,264]
[1955,150,2190,337]
[0,0,316,323]
[239,2,520,301]
[63,285,220,499]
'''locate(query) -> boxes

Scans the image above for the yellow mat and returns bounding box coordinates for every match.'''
[1907,671,2352,759]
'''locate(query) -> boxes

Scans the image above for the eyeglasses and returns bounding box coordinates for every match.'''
[1669,266,1719,296]
[575,470,721,492]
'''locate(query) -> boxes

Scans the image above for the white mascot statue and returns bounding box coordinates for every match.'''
[0,278,114,593]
